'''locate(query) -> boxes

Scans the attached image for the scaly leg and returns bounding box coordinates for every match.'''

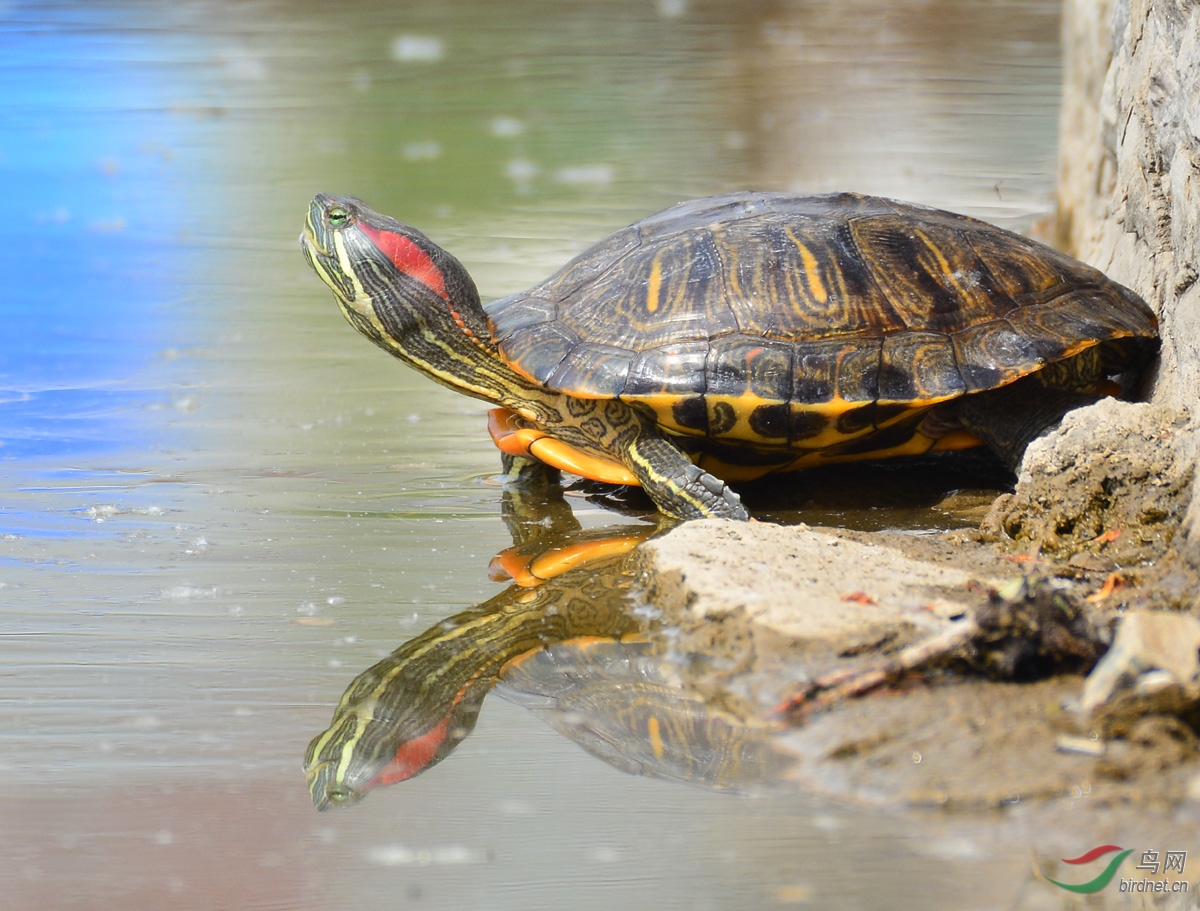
[623,428,748,520]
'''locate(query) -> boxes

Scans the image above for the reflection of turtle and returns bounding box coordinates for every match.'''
[303,533,792,809]
[497,638,789,794]
[303,535,645,810]
[301,192,1157,520]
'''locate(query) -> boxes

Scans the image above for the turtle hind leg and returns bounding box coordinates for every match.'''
[954,377,1100,472]
[625,431,748,521]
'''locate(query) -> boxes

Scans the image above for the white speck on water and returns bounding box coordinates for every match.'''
[366,843,485,866]
[391,34,444,62]
[315,136,347,155]
[86,504,120,522]
[498,798,537,816]
[588,845,623,864]
[185,537,209,555]
[658,0,687,17]
[489,116,525,138]
[811,814,844,831]
[504,158,539,186]
[326,595,345,606]
[402,140,441,161]
[162,585,219,601]
[217,45,268,81]
[314,826,339,845]
[554,163,614,186]
[89,217,127,233]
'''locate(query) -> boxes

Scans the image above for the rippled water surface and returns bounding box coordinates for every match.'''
[4,1,1065,908]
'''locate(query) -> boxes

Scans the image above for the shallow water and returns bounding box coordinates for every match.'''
[3,1,1072,908]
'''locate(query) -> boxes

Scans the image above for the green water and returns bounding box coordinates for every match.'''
[2,1,1068,908]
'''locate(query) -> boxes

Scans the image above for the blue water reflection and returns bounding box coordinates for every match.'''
[0,3,193,461]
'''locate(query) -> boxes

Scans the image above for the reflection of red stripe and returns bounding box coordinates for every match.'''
[365,684,471,789]
[1062,845,1124,864]
[359,222,448,299]
[367,714,452,787]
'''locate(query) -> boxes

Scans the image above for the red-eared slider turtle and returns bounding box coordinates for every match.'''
[300,192,1157,521]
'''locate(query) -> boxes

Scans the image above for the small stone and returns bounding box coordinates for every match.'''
[1187,773,1200,802]
[1079,610,1200,714]
[1055,734,1106,757]
[1067,552,1116,573]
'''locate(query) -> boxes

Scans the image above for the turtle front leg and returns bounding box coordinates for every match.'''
[624,430,748,521]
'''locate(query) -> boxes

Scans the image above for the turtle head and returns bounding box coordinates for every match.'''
[302,667,485,811]
[301,194,500,390]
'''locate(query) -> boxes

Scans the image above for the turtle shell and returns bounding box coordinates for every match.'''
[485,192,1156,455]
[496,637,790,793]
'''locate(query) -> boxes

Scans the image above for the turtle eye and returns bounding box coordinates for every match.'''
[326,784,355,804]
[327,205,351,228]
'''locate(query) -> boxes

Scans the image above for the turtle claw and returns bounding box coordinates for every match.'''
[625,432,748,520]
[676,465,747,520]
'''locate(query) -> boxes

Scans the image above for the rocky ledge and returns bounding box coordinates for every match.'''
[633,400,1200,825]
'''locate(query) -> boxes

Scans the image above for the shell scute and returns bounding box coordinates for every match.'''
[950,320,1046,392]
[716,217,902,341]
[523,226,641,303]
[547,344,637,399]
[623,341,710,399]
[965,228,1078,300]
[878,332,964,403]
[487,295,557,343]
[707,336,793,401]
[549,231,735,359]
[501,321,580,384]
[849,217,1015,333]
[634,193,768,239]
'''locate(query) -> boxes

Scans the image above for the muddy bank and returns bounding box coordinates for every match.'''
[632,410,1200,816]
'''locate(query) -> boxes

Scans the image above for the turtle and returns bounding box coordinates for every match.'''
[300,191,1158,521]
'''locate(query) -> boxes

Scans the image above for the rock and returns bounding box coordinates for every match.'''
[637,519,986,643]
[982,399,1195,564]
[1054,0,1200,565]
[1078,610,1200,721]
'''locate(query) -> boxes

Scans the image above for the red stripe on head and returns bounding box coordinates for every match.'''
[358,222,448,299]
